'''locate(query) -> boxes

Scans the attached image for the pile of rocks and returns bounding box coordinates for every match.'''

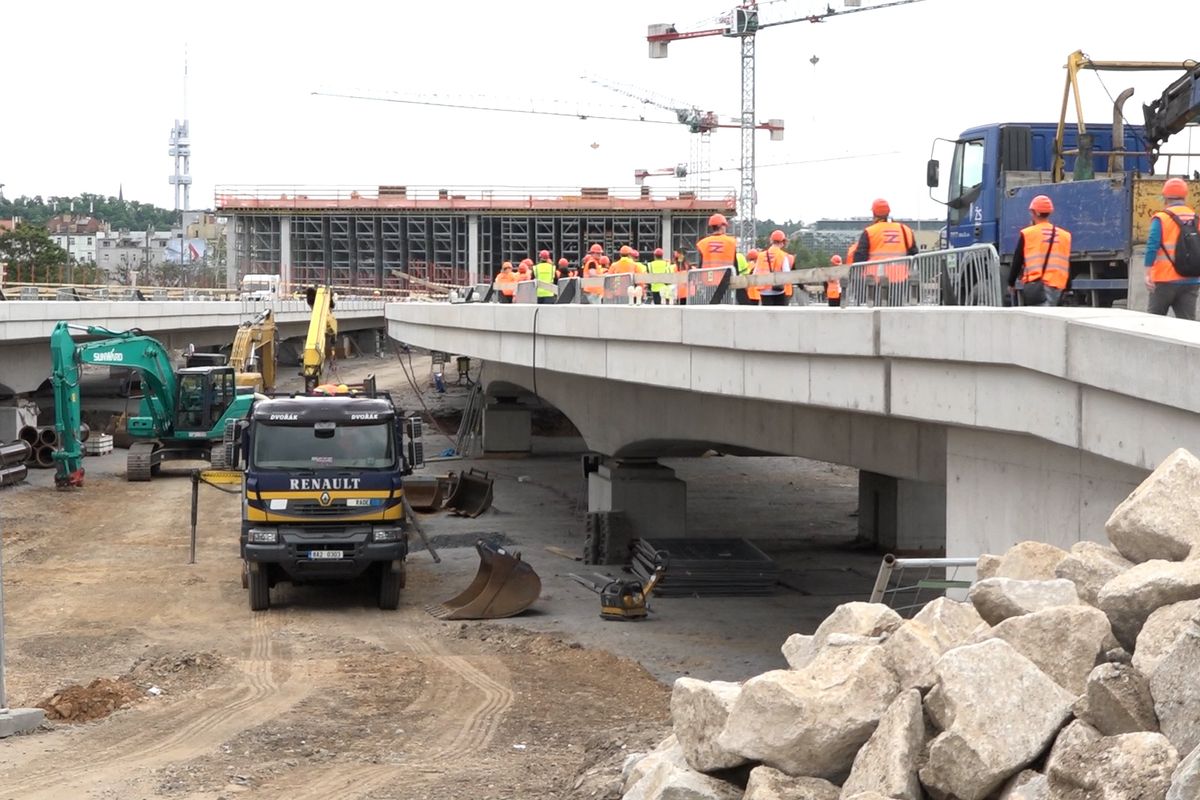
[620,448,1200,800]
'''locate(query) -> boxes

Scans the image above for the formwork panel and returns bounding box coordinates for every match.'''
[355,217,378,288]
[248,217,281,275]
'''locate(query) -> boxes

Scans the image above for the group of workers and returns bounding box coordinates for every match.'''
[1007,178,1197,319]
[492,245,683,304]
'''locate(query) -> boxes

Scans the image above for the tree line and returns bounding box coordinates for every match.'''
[0,193,178,231]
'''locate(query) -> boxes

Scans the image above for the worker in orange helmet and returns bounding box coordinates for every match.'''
[827,254,843,307]
[1008,194,1072,307]
[697,213,738,270]
[517,259,532,281]
[1144,177,1197,319]
[853,199,918,304]
[672,250,691,305]
[754,230,794,307]
[495,261,519,304]
[609,245,637,274]
[557,257,569,279]
[583,253,607,301]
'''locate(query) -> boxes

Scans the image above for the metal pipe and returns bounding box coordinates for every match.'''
[0,442,32,467]
[34,446,55,469]
[18,427,38,446]
[37,427,57,447]
[0,464,27,487]
[869,553,897,603]
[891,557,979,569]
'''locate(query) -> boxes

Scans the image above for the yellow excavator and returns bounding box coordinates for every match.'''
[302,286,337,392]
[230,309,277,393]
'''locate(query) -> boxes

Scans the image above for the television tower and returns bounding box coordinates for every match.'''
[168,50,192,211]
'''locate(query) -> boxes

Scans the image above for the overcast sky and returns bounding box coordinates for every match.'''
[2,0,1197,224]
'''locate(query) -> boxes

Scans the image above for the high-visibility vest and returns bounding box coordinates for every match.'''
[609,257,636,274]
[676,263,690,299]
[1150,205,1197,284]
[648,258,673,293]
[496,270,519,297]
[697,234,738,268]
[583,265,605,295]
[826,279,841,300]
[1019,222,1072,290]
[755,245,793,297]
[534,260,556,297]
[735,252,751,275]
[864,221,914,282]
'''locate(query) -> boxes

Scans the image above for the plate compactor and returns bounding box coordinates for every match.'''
[426,539,541,620]
[569,556,667,621]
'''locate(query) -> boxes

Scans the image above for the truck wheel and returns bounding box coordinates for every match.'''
[378,561,404,610]
[248,563,270,611]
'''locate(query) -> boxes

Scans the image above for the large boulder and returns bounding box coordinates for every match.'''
[782,603,902,670]
[1105,448,1200,563]
[623,736,688,796]
[968,577,1081,627]
[884,599,988,692]
[997,770,1049,799]
[993,541,1069,581]
[912,597,988,647]
[670,678,746,772]
[1055,542,1134,607]
[1149,626,1200,757]
[719,642,899,781]
[1096,559,1200,649]
[1167,744,1200,800]
[623,764,742,800]
[976,553,1002,580]
[839,689,925,800]
[1073,662,1158,735]
[918,639,1075,800]
[973,605,1111,695]
[742,767,839,800]
[1132,599,1200,678]
[1045,724,1179,800]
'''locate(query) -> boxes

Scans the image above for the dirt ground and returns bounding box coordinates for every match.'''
[0,351,877,798]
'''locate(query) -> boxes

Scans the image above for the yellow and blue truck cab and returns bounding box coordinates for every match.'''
[240,392,412,610]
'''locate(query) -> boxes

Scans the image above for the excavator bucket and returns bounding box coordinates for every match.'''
[444,468,494,518]
[426,540,541,620]
[404,476,445,512]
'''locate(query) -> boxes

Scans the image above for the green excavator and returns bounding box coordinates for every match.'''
[50,322,254,488]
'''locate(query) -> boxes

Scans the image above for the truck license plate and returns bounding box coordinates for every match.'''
[309,550,343,560]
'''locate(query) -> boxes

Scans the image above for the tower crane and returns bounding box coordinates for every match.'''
[648,0,928,246]
[583,75,783,194]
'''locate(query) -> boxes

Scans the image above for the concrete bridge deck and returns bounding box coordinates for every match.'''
[0,298,385,394]
[387,302,1200,558]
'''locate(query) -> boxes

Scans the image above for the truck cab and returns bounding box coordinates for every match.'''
[932,122,1153,305]
[239,390,415,611]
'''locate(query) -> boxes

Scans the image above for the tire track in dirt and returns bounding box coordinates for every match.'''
[2,614,315,800]
[283,625,514,800]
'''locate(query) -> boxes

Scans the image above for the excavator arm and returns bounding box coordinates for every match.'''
[1143,61,1200,157]
[302,287,338,392]
[231,308,277,393]
[50,322,180,488]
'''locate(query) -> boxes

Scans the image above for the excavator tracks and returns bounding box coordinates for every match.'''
[127,442,157,482]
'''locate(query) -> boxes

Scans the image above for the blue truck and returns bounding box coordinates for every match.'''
[928,53,1200,307]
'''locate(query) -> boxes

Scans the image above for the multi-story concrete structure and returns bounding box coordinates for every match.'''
[45,214,108,264]
[216,185,735,290]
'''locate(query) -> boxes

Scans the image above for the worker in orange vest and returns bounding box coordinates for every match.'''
[517,259,532,280]
[697,213,738,269]
[853,199,918,300]
[671,251,690,305]
[754,230,793,307]
[827,254,843,307]
[583,254,607,300]
[1007,194,1073,307]
[1144,178,1197,319]
[495,261,519,303]
[742,248,761,304]
[609,245,637,274]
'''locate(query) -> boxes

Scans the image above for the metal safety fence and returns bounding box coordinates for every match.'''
[869,555,979,618]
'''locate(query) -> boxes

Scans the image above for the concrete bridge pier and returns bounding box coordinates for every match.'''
[587,457,687,540]
[482,397,532,454]
[857,471,946,554]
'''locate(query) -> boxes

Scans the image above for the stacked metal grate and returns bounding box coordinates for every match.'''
[631,537,779,596]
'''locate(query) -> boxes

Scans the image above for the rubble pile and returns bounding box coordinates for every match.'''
[620,448,1200,800]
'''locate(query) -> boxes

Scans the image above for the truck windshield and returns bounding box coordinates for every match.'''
[252,423,394,470]
[948,138,985,224]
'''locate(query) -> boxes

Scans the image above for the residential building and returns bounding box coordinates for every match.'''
[45,214,109,263]
[95,228,175,274]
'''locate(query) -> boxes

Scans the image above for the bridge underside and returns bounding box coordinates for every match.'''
[478,361,1148,558]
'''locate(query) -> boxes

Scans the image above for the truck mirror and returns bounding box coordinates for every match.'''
[926,159,940,188]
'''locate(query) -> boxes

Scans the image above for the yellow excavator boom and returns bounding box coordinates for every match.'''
[302,287,338,391]
[231,308,277,393]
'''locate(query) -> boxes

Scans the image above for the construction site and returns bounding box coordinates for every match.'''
[5,1,1200,799]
